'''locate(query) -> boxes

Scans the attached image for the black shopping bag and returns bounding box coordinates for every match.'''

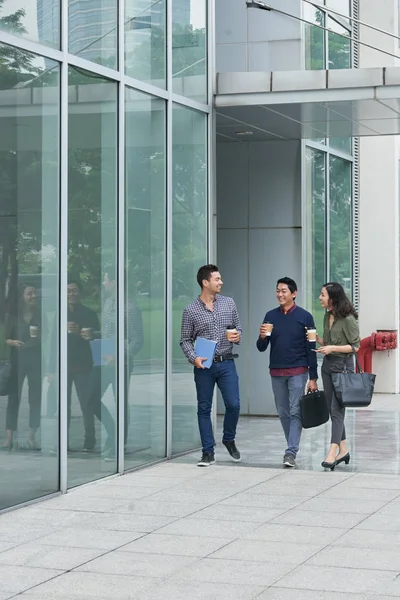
[300,390,329,429]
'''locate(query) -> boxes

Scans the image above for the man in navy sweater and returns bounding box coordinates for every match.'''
[257,277,318,468]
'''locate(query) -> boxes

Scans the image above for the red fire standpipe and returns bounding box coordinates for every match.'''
[356,337,373,373]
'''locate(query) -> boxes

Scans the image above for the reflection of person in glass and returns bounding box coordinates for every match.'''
[90,266,143,460]
[49,280,100,450]
[3,284,42,451]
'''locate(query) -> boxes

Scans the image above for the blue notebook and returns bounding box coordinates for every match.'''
[90,338,116,367]
[194,337,218,369]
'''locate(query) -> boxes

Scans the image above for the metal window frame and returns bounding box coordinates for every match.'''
[0,0,212,500]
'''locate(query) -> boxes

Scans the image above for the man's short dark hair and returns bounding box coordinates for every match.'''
[277,277,297,294]
[67,278,82,292]
[197,264,219,289]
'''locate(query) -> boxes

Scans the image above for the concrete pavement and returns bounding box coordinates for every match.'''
[2,456,400,599]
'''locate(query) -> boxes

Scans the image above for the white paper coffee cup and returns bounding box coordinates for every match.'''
[307,328,317,342]
[30,326,39,338]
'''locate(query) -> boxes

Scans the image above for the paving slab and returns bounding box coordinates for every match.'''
[76,550,197,578]
[0,544,106,570]
[308,545,400,571]
[120,532,232,557]
[24,571,158,599]
[257,589,396,600]
[211,539,323,564]
[156,516,260,539]
[242,523,347,545]
[270,509,366,529]
[135,581,267,600]
[0,565,62,595]
[275,565,397,595]
[170,557,294,586]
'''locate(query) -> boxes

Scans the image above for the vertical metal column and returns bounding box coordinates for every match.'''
[59,0,69,493]
[117,0,126,475]
[165,0,173,459]
[207,0,218,437]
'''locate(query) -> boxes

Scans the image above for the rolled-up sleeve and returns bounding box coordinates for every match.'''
[231,300,242,344]
[180,308,196,364]
[343,315,360,348]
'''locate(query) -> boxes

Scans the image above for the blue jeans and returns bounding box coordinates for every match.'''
[271,373,308,457]
[194,360,240,454]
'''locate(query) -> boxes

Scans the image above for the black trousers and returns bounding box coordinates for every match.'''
[322,355,354,446]
[89,365,130,446]
[6,352,42,431]
[67,371,94,443]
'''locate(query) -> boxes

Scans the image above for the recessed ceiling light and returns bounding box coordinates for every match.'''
[235,131,253,136]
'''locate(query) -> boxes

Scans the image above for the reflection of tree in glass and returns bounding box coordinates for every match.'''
[128,22,206,83]
[0,8,59,323]
[306,8,351,71]
[329,156,351,287]
[173,137,207,299]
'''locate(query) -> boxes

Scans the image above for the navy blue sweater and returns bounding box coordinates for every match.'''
[256,305,318,380]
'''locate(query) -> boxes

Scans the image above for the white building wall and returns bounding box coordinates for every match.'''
[215,0,303,73]
[358,0,400,392]
[217,140,302,415]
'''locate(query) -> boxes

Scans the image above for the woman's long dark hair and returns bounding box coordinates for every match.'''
[8,282,39,318]
[323,282,358,319]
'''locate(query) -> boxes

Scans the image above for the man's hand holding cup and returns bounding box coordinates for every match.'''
[226,326,240,343]
[260,322,273,339]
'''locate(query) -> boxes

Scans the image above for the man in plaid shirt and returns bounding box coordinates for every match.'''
[180,264,242,467]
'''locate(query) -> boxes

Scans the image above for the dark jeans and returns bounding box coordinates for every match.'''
[67,371,93,444]
[194,359,240,454]
[322,355,354,446]
[6,353,42,431]
[89,365,129,446]
[271,373,308,457]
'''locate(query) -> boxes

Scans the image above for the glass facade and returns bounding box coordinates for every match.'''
[0,0,210,512]
[304,0,354,313]
[305,0,352,70]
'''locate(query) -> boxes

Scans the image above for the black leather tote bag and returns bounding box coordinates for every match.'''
[300,390,329,429]
[331,346,376,408]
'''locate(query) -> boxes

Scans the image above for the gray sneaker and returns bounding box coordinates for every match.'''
[283,453,295,468]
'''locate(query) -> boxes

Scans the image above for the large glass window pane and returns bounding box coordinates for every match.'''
[0,44,59,510]
[68,0,117,70]
[0,0,60,48]
[329,155,352,296]
[305,6,325,70]
[125,89,166,468]
[305,147,326,334]
[328,137,352,154]
[172,0,207,103]
[125,0,166,89]
[67,67,117,487]
[327,17,351,69]
[172,105,207,454]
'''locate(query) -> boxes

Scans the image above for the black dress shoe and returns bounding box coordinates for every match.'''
[321,460,337,471]
[336,452,350,466]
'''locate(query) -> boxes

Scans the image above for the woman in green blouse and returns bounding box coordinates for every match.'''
[315,282,360,470]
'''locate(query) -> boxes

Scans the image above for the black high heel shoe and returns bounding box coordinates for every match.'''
[321,459,337,471]
[336,452,350,466]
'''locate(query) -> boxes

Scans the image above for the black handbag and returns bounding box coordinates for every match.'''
[0,360,12,396]
[331,346,376,408]
[300,390,329,429]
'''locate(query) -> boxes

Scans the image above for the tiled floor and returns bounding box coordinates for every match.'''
[3,459,400,598]
[1,395,400,598]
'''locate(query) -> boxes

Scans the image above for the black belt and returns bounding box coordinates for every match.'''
[213,353,238,363]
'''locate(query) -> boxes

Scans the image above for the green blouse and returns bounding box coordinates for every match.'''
[322,312,360,357]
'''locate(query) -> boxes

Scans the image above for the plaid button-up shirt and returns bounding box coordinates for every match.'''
[180,295,242,364]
